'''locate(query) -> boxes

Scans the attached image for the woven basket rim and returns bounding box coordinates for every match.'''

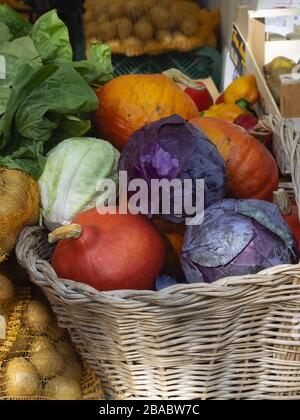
[16,226,300,307]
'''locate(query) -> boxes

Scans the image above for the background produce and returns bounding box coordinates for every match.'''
[0,284,103,400]
[223,75,259,106]
[83,0,219,56]
[39,138,120,231]
[118,115,227,222]
[95,73,199,150]
[50,209,166,292]
[190,117,279,201]
[264,57,297,105]
[0,169,40,263]
[0,6,113,179]
[182,199,297,284]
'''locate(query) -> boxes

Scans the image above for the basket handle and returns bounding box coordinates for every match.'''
[16,227,65,291]
[257,114,300,219]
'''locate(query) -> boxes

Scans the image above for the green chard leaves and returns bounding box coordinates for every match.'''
[0,6,114,179]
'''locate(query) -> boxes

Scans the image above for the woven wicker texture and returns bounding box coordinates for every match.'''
[0,287,104,400]
[258,115,300,212]
[16,225,300,400]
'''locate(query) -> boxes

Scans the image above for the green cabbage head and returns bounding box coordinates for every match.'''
[39,137,120,230]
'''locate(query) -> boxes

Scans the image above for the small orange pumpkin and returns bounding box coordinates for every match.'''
[154,220,185,278]
[154,219,185,258]
[95,74,199,150]
[190,117,279,201]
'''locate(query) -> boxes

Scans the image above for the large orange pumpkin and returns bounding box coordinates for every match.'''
[95,74,199,150]
[190,117,279,201]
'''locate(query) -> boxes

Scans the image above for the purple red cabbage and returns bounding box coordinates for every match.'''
[182,199,298,284]
[118,115,227,223]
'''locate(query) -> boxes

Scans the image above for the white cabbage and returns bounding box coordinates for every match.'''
[39,137,120,230]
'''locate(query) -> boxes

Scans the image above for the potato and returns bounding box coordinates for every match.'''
[64,360,82,382]
[124,0,144,19]
[156,30,173,44]
[0,274,15,304]
[107,1,122,19]
[30,336,53,354]
[44,376,82,401]
[122,36,142,53]
[134,20,154,40]
[56,341,77,359]
[30,347,64,378]
[4,358,39,398]
[47,322,66,342]
[98,22,118,42]
[150,6,176,30]
[8,330,30,356]
[181,19,199,37]
[115,18,133,39]
[23,301,51,334]
[97,14,109,25]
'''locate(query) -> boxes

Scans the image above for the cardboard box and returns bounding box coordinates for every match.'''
[248,8,300,69]
[247,8,300,119]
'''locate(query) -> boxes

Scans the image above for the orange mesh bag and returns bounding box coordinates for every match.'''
[0,169,40,263]
[0,283,104,400]
[83,0,220,56]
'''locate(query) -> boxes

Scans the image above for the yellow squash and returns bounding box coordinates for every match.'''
[0,169,40,262]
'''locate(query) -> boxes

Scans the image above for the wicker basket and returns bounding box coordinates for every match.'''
[16,115,300,400]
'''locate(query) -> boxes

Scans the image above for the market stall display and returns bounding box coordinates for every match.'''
[1,4,300,400]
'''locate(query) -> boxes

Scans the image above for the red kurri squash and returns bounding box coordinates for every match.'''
[95,74,199,150]
[190,117,279,201]
[50,208,166,292]
[274,189,300,252]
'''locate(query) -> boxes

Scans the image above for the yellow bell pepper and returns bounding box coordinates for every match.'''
[201,109,219,118]
[223,75,259,106]
[203,103,246,122]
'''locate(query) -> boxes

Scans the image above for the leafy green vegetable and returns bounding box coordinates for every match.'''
[0,21,12,43]
[0,63,99,178]
[0,37,40,115]
[74,44,114,85]
[30,9,73,65]
[0,5,31,38]
[0,7,113,178]
[0,36,39,61]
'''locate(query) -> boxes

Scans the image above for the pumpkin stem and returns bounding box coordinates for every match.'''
[163,68,206,91]
[48,224,82,244]
[273,189,292,216]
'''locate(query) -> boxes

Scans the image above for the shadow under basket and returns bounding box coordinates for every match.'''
[16,225,300,400]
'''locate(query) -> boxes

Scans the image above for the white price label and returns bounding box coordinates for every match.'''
[0,55,6,80]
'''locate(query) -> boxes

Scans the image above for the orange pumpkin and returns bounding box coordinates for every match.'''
[154,219,185,259]
[95,74,199,150]
[190,117,279,201]
[154,220,185,278]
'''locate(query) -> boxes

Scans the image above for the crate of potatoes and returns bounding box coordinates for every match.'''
[83,0,220,56]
